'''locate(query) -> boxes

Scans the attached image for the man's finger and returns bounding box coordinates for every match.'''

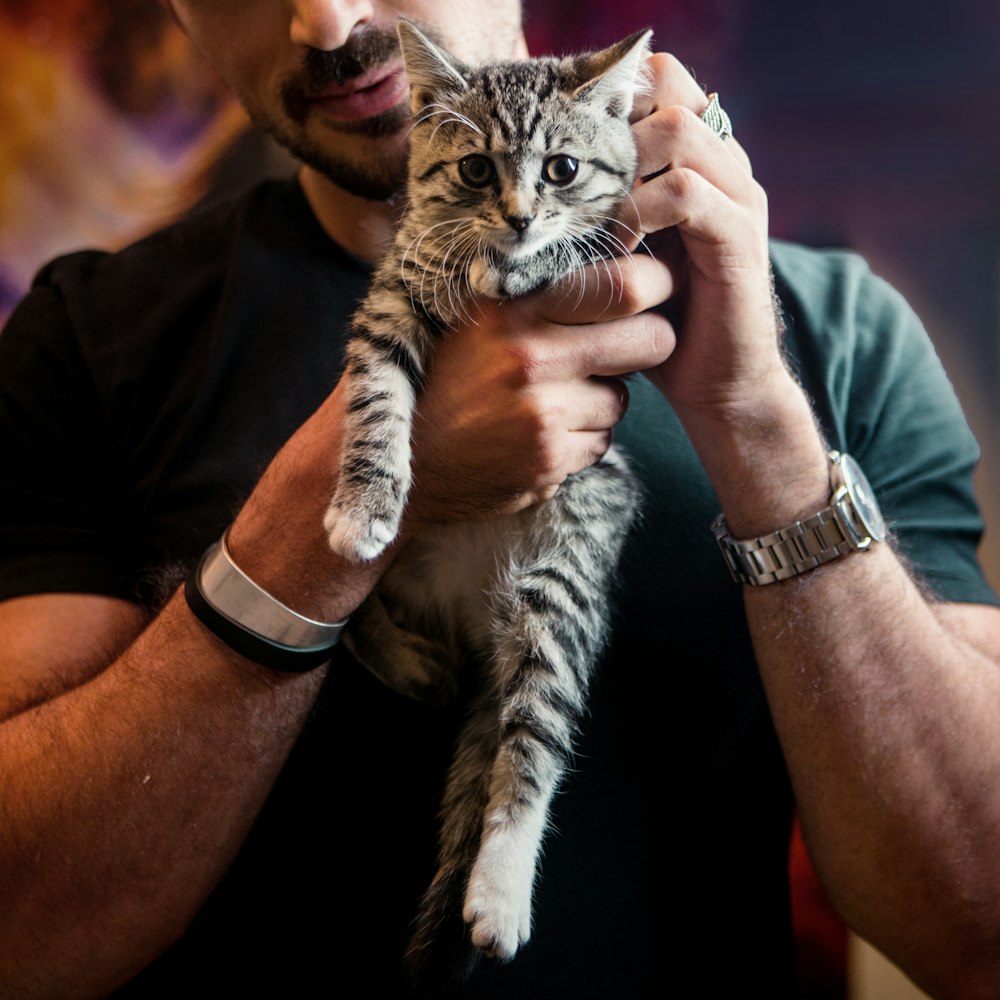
[631,52,753,176]
[632,105,757,208]
[515,306,677,383]
[545,377,630,433]
[535,253,676,324]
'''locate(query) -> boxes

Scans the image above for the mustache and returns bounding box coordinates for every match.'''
[281,26,403,124]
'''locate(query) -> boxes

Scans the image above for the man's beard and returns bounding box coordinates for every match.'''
[262,25,414,202]
[260,110,409,202]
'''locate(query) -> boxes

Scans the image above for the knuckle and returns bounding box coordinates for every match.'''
[521,393,559,444]
[607,378,630,420]
[609,268,644,315]
[528,484,561,507]
[648,52,684,85]
[752,180,769,215]
[653,103,690,141]
[532,440,564,484]
[638,311,676,361]
[664,165,697,205]
[733,141,755,177]
[584,431,613,471]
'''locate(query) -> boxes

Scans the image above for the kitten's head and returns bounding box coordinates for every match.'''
[397,21,650,266]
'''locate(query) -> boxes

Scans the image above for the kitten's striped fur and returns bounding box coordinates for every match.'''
[325,21,650,979]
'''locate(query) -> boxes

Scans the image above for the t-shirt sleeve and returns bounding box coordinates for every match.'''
[773,241,998,606]
[0,257,143,603]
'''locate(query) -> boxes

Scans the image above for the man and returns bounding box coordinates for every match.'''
[1,1,998,996]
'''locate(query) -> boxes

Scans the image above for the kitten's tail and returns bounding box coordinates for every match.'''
[404,685,498,987]
[404,863,482,987]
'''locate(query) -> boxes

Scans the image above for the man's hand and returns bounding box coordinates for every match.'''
[623,55,783,423]
[617,52,829,538]
[402,254,675,533]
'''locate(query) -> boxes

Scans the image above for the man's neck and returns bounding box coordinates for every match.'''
[299,166,400,264]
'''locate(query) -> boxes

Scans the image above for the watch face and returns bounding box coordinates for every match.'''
[839,454,887,544]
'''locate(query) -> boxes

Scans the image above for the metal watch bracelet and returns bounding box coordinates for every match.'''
[713,506,858,586]
[712,451,886,587]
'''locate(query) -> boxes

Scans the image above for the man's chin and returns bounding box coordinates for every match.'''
[309,154,406,203]
[262,119,408,203]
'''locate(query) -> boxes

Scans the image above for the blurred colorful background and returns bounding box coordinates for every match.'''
[1,2,996,996]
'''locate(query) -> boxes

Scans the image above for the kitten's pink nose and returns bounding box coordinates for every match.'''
[505,215,534,232]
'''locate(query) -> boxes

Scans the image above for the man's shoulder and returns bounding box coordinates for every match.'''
[18,177,367,364]
[33,182,291,316]
[769,237,871,288]
[769,238,917,355]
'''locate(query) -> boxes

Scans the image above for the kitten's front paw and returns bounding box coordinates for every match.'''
[324,498,399,563]
[463,863,533,960]
[468,258,503,299]
[469,258,548,300]
[496,269,547,298]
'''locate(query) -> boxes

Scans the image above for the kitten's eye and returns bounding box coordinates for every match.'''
[543,155,579,185]
[458,155,496,188]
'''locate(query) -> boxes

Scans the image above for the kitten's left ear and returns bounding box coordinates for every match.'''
[567,28,653,119]
[397,18,469,114]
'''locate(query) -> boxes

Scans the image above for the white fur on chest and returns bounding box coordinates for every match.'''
[379,515,532,653]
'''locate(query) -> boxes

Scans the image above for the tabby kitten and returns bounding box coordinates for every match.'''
[325,20,650,978]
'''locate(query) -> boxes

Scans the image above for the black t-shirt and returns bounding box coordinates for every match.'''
[0,180,995,996]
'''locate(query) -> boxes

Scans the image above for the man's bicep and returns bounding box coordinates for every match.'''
[0,593,149,720]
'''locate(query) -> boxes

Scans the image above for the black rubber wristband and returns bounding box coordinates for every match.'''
[184,565,338,673]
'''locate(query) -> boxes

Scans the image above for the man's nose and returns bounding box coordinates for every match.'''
[287,0,376,50]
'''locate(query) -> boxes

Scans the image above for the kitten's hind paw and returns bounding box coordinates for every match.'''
[323,500,399,563]
[463,873,533,961]
[343,596,458,706]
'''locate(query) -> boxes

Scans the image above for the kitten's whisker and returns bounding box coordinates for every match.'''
[582,222,635,260]
[558,229,626,314]
[415,103,486,143]
[557,221,640,304]
[405,219,482,324]
[606,191,654,257]
[435,227,483,325]
[581,231,636,289]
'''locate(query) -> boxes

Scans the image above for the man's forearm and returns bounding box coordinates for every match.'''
[617,41,1000,995]
[0,591,326,996]
[0,388,389,996]
[749,552,1000,999]
[688,379,1000,998]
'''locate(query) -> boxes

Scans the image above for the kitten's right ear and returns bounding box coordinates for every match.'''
[397,18,469,114]
[568,28,653,119]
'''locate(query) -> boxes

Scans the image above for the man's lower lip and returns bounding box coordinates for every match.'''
[310,69,409,122]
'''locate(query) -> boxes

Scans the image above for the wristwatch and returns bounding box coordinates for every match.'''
[712,451,887,586]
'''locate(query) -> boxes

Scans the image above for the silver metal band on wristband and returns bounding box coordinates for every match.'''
[184,531,348,672]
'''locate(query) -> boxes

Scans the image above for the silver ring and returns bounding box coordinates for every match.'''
[700,92,732,141]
